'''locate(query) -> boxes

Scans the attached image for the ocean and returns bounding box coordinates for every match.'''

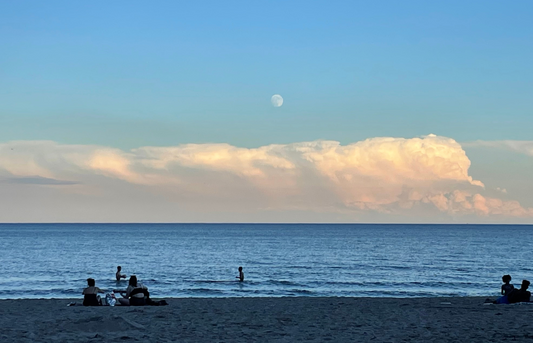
[0,223,531,299]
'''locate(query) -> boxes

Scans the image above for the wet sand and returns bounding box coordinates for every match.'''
[1,297,532,342]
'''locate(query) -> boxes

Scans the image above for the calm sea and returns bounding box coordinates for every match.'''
[0,223,531,299]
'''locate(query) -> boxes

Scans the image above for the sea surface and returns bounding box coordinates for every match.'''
[0,223,532,299]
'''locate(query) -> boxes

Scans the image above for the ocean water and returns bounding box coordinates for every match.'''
[0,223,532,299]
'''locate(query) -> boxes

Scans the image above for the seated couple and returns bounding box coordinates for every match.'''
[496,275,531,304]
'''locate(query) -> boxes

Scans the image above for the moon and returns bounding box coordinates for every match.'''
[271,94,283,107]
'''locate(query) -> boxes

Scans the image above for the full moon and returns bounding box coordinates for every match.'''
[271,94,283,107]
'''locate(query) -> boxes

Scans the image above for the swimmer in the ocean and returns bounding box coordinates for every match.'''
[236,266,244,282]
[116,266,127,281]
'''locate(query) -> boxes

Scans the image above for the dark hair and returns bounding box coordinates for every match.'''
[87,278,95,287]
[522,280,530,289]
[238,266,243,271]
[502,275,512,283]
[117,266,121,270]
[129,275,138,287]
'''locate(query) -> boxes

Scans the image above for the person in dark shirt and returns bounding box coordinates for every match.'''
[82,278,105,306]
[508,280,531,304]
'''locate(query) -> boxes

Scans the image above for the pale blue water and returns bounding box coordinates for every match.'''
[0,224,532,299]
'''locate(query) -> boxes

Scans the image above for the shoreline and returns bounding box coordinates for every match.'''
[2,296,532,342]
[0,294,501,300]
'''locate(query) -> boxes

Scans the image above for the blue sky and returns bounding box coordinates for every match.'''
[1,1,532,148]
[0,1,532,222]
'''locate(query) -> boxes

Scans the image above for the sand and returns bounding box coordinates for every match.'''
[1,297,532,342]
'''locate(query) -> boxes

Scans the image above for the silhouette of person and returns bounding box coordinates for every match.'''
[116,266,127,281]
[508,280,531,303]
[82,278,105,306]
[116,275,149,306]
[236,266,244,282]
[501,274,514,295]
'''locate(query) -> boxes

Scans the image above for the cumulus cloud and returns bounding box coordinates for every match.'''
[0,135,531,219]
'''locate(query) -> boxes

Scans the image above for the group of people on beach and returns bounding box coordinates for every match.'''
[495,275,531,304]
[82,266,160,306]
[82,265,245,306]
[84,269,529,306]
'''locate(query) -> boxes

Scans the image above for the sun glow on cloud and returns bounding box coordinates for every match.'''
[0,135,532,220]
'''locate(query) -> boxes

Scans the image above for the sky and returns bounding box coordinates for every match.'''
[0,1,532,223]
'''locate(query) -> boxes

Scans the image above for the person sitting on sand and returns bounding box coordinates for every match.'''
[116,266,127,281]
[501,274,514,296]
[82,278,105,306]
[494,275,515,304]
[116,275,149,306]
[508,280,531,304]
[236,266,244,282]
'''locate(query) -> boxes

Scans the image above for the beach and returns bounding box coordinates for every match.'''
[1,297,532,342]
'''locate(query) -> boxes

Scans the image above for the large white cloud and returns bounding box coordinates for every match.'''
[0,135,532,220]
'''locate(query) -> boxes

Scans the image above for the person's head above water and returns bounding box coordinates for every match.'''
[521,280,530,290]
[129,275,138,287]
[502,275,512,283]
[117,266,122,271]
[87,278,95,287]
[238,266,243,272]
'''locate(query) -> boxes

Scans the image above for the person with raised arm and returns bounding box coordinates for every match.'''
[116,266,127,281]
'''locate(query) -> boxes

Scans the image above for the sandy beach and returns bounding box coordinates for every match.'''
[1,297,532,342]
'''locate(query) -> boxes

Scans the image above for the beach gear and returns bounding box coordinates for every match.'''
[105,293,117,306]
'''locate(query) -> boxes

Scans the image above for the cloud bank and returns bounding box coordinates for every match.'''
[465,140,533,156]
[0,135,532,221]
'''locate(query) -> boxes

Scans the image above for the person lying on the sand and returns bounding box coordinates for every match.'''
[115,275,149,306]
[116,266,127,281]
[508,280,531,304]
[82,278,105,306]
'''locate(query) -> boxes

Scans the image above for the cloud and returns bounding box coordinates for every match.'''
[0,135,531,219]
[422,190,533,217]
[1,176,79,185]
[464,140,533,156]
